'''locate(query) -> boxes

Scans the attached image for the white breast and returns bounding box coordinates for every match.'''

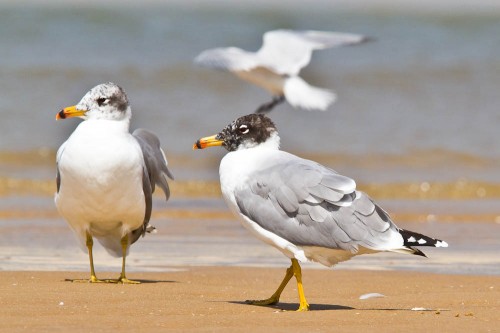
[55,119,145,237]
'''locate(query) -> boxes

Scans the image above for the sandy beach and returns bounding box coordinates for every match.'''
[0,268,498,332]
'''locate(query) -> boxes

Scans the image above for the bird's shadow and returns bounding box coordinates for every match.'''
[228,301,449,312]
[228,301,354,311]
[63,278,178,284]
[362,308,450,312]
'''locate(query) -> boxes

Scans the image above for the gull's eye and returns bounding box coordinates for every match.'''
[96,98,107,106]
[239,124,249,134]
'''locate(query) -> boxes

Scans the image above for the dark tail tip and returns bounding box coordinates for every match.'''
[400,229,449,249]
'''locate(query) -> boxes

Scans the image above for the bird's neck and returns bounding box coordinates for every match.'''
[237,132,281,151]
[78,118,131,136]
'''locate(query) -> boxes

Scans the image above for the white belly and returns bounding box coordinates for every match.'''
[235,67,286,95]
[55,121,145,241]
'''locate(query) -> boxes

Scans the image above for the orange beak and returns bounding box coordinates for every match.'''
[193,134,223,150]
[56,105,87,120]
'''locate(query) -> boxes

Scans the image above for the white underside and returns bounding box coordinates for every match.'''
[230,210,377,267]
[55,119,145,257]
[234,69,336,111]
[235,68,286,96]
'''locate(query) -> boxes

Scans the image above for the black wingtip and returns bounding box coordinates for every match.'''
[400,229,448,249]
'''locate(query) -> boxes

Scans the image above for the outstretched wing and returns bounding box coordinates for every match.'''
[194,47,260,72]
[258,29,369,76]
[131,128,174,243]
[234,155,404,253]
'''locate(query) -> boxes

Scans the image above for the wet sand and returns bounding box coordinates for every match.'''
[1,268,498,332]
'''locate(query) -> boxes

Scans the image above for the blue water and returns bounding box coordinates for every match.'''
[0,4,498,164]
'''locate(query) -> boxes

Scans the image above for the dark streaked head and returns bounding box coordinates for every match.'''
[193,114,279,152]
[56,82,131,121]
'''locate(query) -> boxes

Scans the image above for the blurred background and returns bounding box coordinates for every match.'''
[0,0,499,275]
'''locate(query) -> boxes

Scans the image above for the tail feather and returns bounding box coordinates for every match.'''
[283,76,336,111]
[398,229,448,257]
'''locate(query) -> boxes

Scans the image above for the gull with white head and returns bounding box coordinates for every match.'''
[195,29,370,113]
[55,82,173,284]
[194,114,448,311]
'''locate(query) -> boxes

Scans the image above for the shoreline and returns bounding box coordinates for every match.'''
[1,268,498,332]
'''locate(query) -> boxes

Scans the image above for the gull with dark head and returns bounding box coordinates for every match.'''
[194,114,447,311]
[195,29,370,113]
[55,82,173,284]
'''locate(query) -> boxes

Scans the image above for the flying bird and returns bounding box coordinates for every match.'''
[195,29,369,113]
[194,114,448,311]
[55,82,173,283]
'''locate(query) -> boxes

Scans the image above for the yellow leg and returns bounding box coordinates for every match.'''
[291,259,309,311]
[112,234,140,284]
[72,232,105,283]
[246,264,294,306]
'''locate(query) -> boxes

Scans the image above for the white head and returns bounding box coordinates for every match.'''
[57,82,131,121]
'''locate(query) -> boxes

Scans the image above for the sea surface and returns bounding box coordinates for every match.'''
[0,2,499,274]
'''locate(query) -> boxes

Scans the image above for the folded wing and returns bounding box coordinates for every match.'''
[235,156,404,253]
[131,128,174,242]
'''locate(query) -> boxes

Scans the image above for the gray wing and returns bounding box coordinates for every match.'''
[56,164,61,193]
[234,158,398,253]
[131,128,174,243]
[55,141,67,193]
[258,29,369,76]
[194,47,260,72]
